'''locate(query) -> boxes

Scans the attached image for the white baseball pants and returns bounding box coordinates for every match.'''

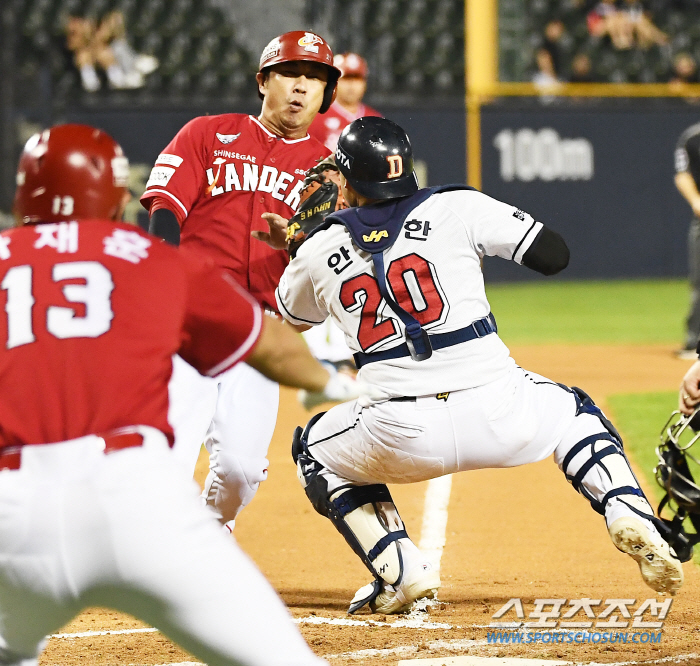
[307,361,648,528]
[0,428,323,666]
[168,356,279,527]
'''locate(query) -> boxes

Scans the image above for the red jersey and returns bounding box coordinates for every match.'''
[0,220,262,448]
[308,101,382,151]
[140,114,330,310]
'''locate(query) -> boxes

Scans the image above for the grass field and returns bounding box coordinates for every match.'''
[486,278,689,345]
[607,390,678,504]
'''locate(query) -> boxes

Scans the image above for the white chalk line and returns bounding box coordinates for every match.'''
[50,627,158,639]
[49,614,455,642]
[330,641,700,663]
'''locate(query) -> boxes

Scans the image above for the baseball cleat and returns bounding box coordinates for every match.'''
[608,516,684,595]
[350,562,441,615]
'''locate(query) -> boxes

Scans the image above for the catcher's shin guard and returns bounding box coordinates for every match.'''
[560,387,659,525]
[292,417,408,608]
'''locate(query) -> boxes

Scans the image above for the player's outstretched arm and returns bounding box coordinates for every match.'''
[246,316,358,404]
[680,359,700,414]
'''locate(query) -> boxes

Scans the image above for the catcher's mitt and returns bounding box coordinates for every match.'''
[286,155,348,258]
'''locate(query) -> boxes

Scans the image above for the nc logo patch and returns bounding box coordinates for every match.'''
[216,132,241,145]
[363,230,389,243]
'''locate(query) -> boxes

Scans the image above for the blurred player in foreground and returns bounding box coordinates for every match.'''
[261,117,684,614]
[308,52,381,152]
[0,123,357,665]
[141,31,342,530]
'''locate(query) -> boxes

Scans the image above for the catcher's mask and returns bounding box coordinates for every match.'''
[654,407,700,561]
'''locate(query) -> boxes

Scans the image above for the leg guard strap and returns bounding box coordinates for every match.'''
[333,485,394,517]
[567,442,618,490]
[562,432,618,481]
[367,530,409,563]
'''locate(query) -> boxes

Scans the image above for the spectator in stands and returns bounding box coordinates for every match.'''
[669,52,700,85]
[532,47,560,87]
[96,11,158,87]
[542,19,567,76]
[569,52,596,82]
[65,16,101,92]
[620,0,668,50]
[308,52,381,151]
[65,11,157,91]
[588,0,635,50]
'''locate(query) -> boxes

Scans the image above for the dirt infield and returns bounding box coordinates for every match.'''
[40,345,700,666]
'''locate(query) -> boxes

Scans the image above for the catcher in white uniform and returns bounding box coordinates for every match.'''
[263,117,685,614]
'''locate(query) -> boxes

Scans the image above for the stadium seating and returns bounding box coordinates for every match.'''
[14,0,465,110]
[514,0,700,84]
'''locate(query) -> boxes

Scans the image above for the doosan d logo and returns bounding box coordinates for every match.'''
[298,32,323,53]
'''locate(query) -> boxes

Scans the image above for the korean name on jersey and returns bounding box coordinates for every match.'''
[276,190,543,399]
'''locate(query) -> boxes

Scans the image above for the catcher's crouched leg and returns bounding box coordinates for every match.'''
[292,414,439,614]
[555,387,683,594]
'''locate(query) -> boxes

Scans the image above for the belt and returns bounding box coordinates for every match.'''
[353,313,497,369]
[0,429,145,471]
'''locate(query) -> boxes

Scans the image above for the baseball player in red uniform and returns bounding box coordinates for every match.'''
[308,52,382,152]
[0,123,354,666]
[141,31,344,528]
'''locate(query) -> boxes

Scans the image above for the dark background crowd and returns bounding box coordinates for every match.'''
[517,0,700,84]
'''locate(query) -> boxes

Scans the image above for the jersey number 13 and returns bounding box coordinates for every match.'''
[1,262,115,349]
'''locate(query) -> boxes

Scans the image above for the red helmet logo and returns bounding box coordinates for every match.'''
[297,32,324,53]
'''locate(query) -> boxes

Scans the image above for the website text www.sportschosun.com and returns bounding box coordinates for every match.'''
[487,631,662,644]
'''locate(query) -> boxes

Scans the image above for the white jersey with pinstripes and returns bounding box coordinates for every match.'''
[276,188,543,400]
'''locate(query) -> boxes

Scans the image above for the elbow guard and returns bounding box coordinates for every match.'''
[149,208,181,246]
[522,226,569,276]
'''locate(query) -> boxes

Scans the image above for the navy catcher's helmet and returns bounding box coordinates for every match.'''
[335,117,419,200]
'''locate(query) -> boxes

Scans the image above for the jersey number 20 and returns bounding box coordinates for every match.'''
[1,262,114,349]
[339,253,446,351]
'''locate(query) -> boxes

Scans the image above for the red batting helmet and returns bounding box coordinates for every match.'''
[335,53,369,79]
[14,123,129,225]
[258,31,341,113]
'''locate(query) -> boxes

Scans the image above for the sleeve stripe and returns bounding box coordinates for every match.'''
[144,189,189,217]
[205,302,263,377]
[513,221,543,264]
[276,286,325,325]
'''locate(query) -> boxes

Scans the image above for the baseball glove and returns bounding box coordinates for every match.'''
[286,155,348,258]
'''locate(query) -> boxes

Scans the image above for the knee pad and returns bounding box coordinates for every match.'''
[293,415,408,588]
[561,387,651,519]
